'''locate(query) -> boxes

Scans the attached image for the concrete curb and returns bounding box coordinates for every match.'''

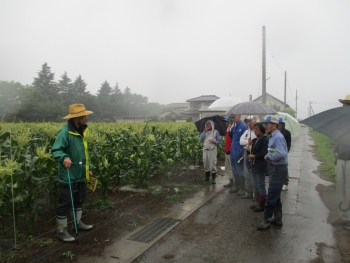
[93,178,228,263]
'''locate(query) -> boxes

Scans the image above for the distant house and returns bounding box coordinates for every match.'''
[158,103,189,122]
[115,116,148,123]
[181,95,220,122]
[199,96,246,118]
[253,93,291,111]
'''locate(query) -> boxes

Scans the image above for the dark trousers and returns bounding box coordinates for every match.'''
[57,182,87,217]
[284,169,289,185]
[264,164,288,221]
[230,155,244,177]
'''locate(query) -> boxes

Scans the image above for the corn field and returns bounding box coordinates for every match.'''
[0,121,224,241]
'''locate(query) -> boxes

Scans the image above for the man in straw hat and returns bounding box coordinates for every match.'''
[51,104,94,242]
[257,116,288,230]
[332,94,350,230]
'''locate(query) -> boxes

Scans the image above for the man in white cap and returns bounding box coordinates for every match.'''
[257,116,288,230]
[332,95,350,230]
[51,104,94,242]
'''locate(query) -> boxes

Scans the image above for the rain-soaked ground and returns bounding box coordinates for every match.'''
[133,127,342,263]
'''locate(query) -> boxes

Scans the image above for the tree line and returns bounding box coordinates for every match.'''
[0,63,164,122]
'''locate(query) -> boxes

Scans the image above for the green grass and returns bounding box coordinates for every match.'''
[89,199,114,210]
[309,129,336,177]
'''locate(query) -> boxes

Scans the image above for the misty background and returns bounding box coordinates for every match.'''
[1,0,349,120]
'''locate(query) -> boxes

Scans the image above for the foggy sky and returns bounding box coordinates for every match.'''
[1,0,349,119]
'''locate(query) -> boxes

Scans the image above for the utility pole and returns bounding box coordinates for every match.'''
[284,71,287,109]
[308,101,314,117]
[295,90,298,119]
[262,26,266,104]
[308,101,311,117]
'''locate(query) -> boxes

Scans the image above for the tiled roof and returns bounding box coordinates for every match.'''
[253,93,290,108]
[159,109,184,116]
[181,109,201,115]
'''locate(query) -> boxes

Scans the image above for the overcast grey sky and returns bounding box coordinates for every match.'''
[1,0,349,119]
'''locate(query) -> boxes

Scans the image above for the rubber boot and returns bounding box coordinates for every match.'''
[253,195,266,212]
[268,204,283,226]
[72,209,93,231]
[241,191,253,199]
[250,192,260,209]
[211,173,216,184]
[236,177,246,196]
[57,217,75,242]
[224,179,234,188]
[229,175,240,193]
[257,219,271,230]
[203,171,210,182]
[257,205,274,230]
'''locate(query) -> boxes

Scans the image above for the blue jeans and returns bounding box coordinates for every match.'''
[251,171,267,196]
[230,155,244,177]
[264,164,288,221]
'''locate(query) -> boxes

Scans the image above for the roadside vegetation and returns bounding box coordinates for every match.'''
[309,129,336,178]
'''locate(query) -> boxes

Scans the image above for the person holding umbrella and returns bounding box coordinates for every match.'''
[332,94,350,229]
[51,104,94,242]
[200,120,221,184]
[239,116,257,199]
[257,116,288,230]
[228,114,248,194]
[223,116,234,188]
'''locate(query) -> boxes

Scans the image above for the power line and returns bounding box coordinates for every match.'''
[266,42,285,75]
[266,41,295,103]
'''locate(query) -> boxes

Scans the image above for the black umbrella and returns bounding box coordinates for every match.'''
[300,106,350,142]
[226,101,277,115]
[195,115,226,136]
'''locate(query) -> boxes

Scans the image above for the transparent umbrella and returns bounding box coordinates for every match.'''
[265,112,301,138]
[226,101,277,115]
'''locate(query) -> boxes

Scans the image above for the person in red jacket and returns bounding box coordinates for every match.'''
[223,116,234,187]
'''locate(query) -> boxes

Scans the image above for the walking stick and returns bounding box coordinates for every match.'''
[67,170,78,244]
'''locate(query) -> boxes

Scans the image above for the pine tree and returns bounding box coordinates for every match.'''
[58,72,73,106]
[73,75,87,95]
[32,63,57,99]
[97,81,113,98]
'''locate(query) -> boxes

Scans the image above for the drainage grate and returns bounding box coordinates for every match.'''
[128,218,179,243]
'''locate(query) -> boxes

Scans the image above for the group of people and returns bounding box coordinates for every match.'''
[48,94,350,242]
[200,113,291,230]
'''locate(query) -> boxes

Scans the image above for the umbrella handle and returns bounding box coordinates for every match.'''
[338,201,350,212]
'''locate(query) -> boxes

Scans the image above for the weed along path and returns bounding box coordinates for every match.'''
[132,127,342,263]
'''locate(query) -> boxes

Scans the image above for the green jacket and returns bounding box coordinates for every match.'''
[51,120,92,184]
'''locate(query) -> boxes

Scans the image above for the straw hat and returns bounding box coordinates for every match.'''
[339,94,350,104]
[63,104,93,119]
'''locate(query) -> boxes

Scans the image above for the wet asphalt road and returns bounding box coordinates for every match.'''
[134,127,341,263]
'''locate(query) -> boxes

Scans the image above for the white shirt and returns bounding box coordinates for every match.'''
[239,129,257,149]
